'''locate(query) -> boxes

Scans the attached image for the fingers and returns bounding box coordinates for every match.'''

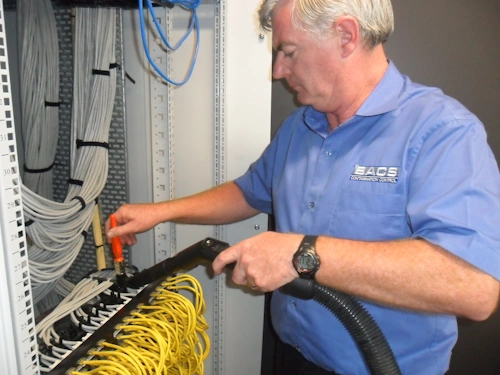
[212,248,239,275]
[213,245,259,290]
[106,224,137,246]
[213,232,302,292]
[105,206,138,246]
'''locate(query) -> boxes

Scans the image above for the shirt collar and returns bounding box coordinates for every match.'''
[303,60,404,133]
[356,60,404,116]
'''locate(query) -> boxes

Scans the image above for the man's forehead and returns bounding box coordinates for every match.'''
[272,0,293,17]
[271,0,294,47]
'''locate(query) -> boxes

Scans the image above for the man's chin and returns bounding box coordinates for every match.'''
[295,92,309,106]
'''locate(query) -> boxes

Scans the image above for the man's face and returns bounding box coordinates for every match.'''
[271,1,342,112]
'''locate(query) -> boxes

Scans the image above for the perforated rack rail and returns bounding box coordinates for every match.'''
[0,1,40,374]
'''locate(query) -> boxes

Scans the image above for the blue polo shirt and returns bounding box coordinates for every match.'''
[234,62,500,374]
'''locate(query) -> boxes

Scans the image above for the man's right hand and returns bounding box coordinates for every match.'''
[105,203,162,246]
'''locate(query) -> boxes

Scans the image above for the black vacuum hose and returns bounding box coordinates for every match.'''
[281,279,402,375]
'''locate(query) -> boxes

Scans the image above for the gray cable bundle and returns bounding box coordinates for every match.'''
[17,0,60,200]
[21,7,118,313]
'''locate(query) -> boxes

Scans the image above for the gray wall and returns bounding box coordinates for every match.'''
[269,1,500,374]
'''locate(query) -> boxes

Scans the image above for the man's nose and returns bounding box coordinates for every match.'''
[272,53,288,80]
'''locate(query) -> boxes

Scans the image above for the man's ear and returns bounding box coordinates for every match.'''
[335,16,360,58]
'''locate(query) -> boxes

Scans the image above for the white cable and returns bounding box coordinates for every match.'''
[17,0,59,200]
[36,277,114,347]
[18,6,118,312]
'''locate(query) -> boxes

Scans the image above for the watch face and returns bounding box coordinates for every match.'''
[297,253,315,271]
[293,236,320,279]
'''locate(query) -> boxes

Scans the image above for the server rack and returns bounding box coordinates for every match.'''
[0,0,272,374]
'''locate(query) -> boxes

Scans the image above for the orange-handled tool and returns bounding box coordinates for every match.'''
[109,214,124,263]
[110,214,127,291]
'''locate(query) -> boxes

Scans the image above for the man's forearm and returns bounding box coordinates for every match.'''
[314,237,499,320]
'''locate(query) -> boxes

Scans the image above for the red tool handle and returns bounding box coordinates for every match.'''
[109,214,124,262]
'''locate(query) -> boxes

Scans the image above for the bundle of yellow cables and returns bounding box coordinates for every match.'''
[71,274,210,375]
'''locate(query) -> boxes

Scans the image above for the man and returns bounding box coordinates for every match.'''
[107,0,500,374]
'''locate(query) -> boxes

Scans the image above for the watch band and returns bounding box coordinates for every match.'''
[300,235,317,250]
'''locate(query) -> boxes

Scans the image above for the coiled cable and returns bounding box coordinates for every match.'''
[138,0,200,86]
[17,0,59,199]
[71,274,210,375]
[21,7,118,314]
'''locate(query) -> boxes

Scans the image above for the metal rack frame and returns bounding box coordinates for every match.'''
[1,1,272,374]
[0,1,39,373]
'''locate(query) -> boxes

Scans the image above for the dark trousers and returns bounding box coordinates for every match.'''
[274,338,340,375]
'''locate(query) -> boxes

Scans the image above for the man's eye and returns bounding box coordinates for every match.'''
[284,51,294,58]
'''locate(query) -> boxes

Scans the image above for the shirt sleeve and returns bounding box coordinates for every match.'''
[234,125,285,215]
[407,117,500,281]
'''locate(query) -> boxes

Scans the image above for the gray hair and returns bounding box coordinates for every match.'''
[259,0,394,48]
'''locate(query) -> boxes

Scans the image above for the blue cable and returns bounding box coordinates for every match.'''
[138,0,201,86]
[146,0,195,51]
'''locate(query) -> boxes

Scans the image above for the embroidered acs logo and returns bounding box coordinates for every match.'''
[350,164,400,184]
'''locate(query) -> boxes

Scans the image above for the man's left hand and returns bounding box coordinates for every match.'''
[212,231,303,292]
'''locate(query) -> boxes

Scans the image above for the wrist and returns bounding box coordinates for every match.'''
[155,201,174,223]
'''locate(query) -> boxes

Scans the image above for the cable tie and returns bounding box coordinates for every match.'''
[76,139,110,150]
[82,231,88,240]
[92,68,110,76]
[72,196,86,212]
[25,219,34,227]
[44,101,60,107]
[24,162,55,174]
[68,178,84,186]
[109,62,120,70]
[95,244,104,249]
[125,72,136,84]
